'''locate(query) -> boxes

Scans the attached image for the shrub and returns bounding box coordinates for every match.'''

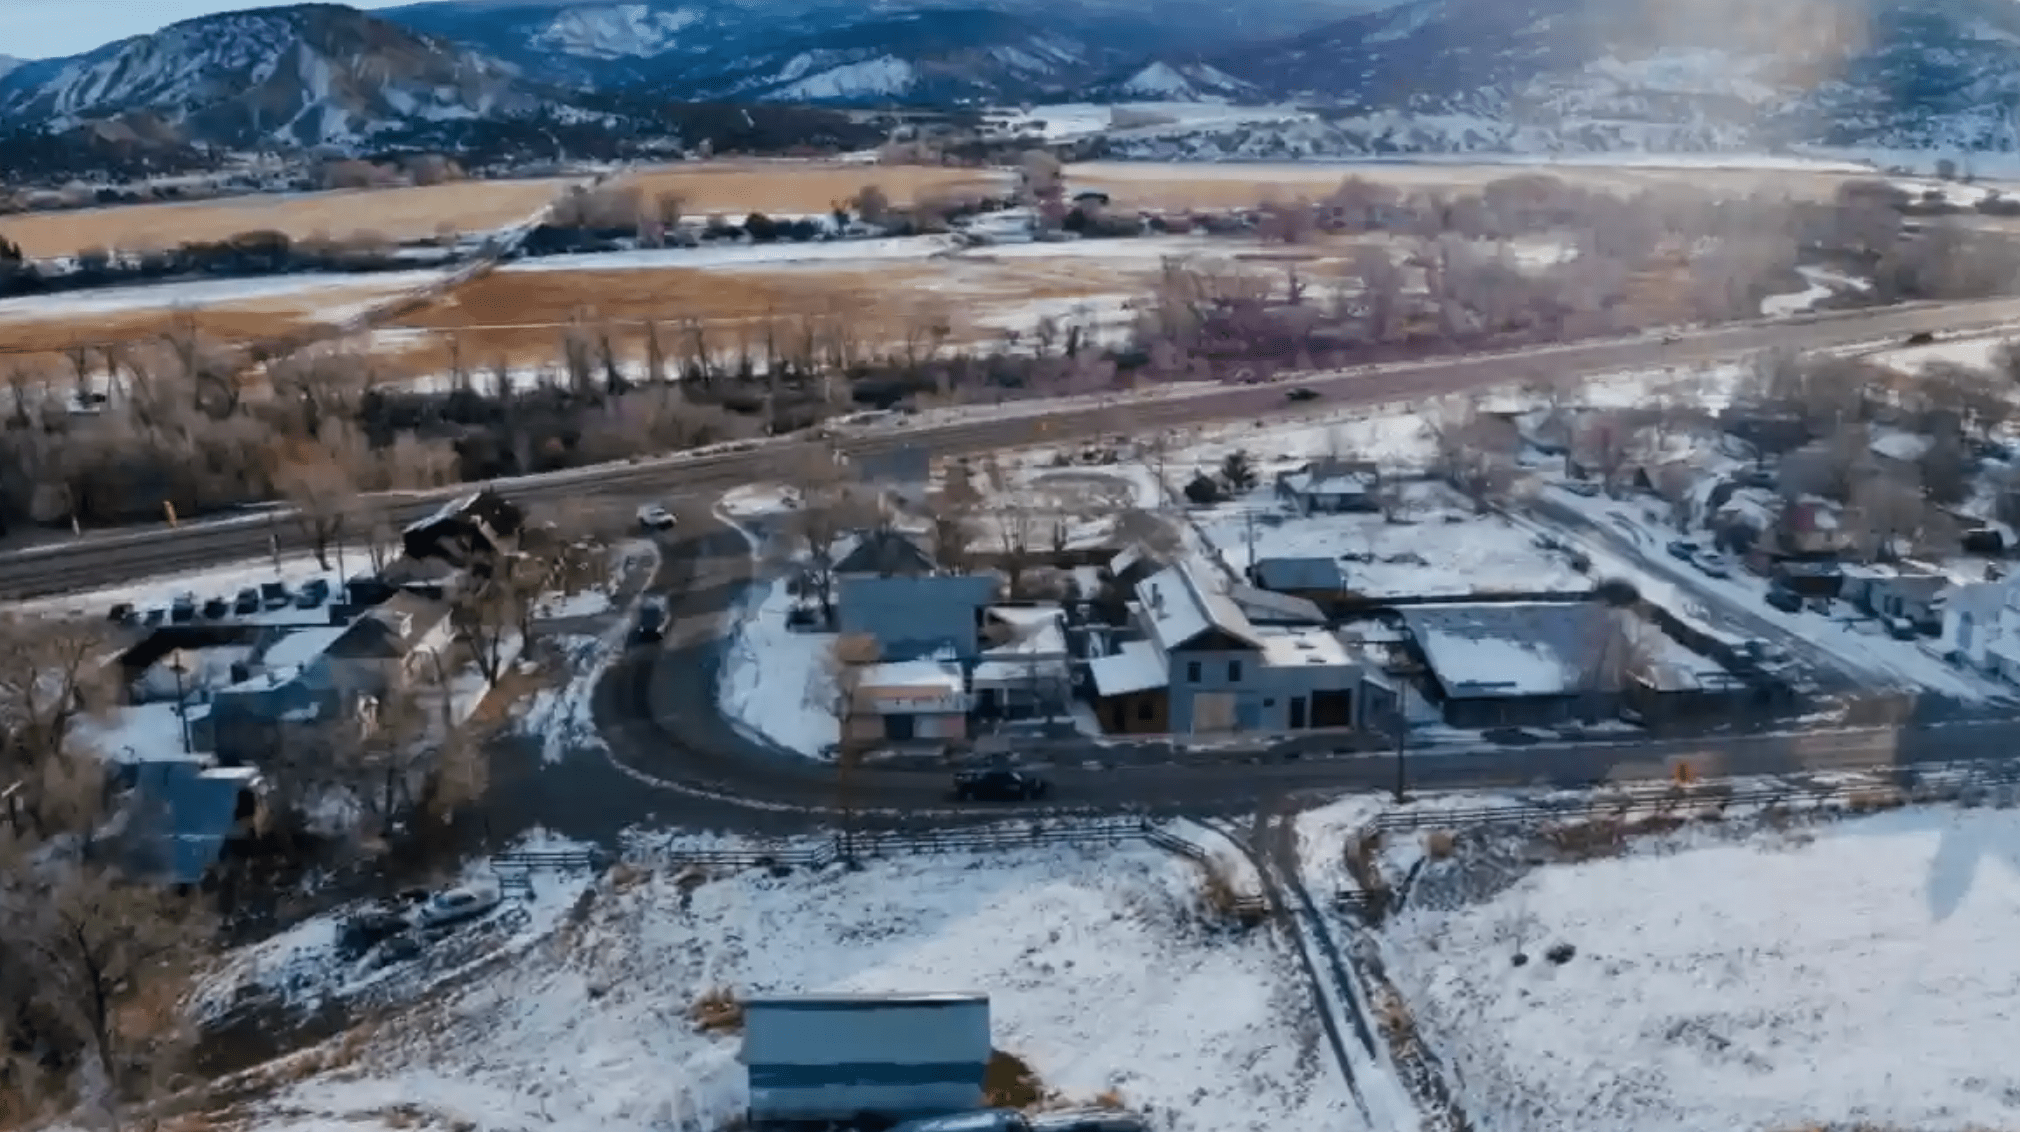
[689,987,744,1032]
[1423,829,1456,859]
[982,1050,1042,1108]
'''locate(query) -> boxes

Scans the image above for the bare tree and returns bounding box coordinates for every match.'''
[1851,475,1928,561]
[3,861,210,1118]
[1426,405,1520,508]
[270,441,359,570]
[0,616,111,837]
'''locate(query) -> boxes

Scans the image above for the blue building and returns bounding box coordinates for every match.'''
[743,993,991,1127]
[838,575,999,662]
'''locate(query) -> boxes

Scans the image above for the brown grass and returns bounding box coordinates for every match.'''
[690,987,744,1033]
[982,1050,1044,1108]
[1090,1088,1126,1111]
[0,179,574,259]
[618,161,1012,216]
[1422,829,1457,859]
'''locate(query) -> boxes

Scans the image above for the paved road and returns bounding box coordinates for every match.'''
[502,511,2020,842]
[14,296,2020,600]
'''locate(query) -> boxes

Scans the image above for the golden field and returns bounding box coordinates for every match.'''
[615,161,1013,215]
[0,178,575,258]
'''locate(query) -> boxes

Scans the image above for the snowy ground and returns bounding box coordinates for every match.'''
[1193,481,1591,599]
[1382,806,2020,1132]
[0,269,447,322]
[717,576,839,759]
[1869,333,2017,374]
[234,842,1356,1132]
[519,540,662,766]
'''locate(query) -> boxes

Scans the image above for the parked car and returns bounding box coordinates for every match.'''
[336,908,412,962]
[1885,615,1919,640]
[106,602,134,624]
[1027,1111,1150,1132]
[953,768,1050,802]
[1694,553,1734,578]
[233,587,261,615]
[1561,480,1602,497]
[888,1111,1031,1132]
[169,595,196,622]
[142,608,165,627]
[1765,587,1804,613]
[1285,387,1321,402]
[202,596,231,619]
[637,503,677,532]
[1665,540,1700,561]
[260,581,291,609]
[416,881,503,929]
[634,598,668,643]
[296,578,331,608]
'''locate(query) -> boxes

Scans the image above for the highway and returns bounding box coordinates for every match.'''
[10,293,2020,600]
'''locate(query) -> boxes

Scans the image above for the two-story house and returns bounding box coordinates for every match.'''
[1093,562,1361,735]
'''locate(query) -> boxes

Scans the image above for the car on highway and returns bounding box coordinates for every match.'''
[416,881,503,929]
[1027,1111,1150,1132]
[952,768,1050,802]
[634,598,668,643]
[888,1110,1029,1132]
[1765,587,1804,613]
[1665,540,1700,561]
[1905,331,1936,346]
[637,503,677,532]
[1285,387,1320,402]
[1693,552,1734,578]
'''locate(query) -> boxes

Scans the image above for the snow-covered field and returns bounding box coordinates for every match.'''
[0,269,446,322]
[1384,807,2020,1132]
[236,843,1354,1132]
[1193,481,1590,599]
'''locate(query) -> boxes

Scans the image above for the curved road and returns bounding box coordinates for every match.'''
[12,295,2020,599]
[472,509,2020,846]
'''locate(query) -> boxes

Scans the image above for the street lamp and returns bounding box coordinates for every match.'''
[1390,707,1408,805]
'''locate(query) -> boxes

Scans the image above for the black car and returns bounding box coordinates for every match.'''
[169,596,196,623]
[1765,587,1803,613]
[634,599,668,643]
[1285,387,1321,402]
[233,587,261,615]
[953,768,1050,802]
[1905,330,1936,346]
[107,602,134,624]
[261,581,292,609]
[296,578,331,608]
[202,596,231,619]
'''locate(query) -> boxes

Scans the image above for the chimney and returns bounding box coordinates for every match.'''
[1148,584,1164,614]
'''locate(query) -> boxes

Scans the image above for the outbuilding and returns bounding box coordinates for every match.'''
[743,993,991,1128]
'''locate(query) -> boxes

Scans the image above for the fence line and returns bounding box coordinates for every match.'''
[646,815,1159,871]
[1374,759,2020,833]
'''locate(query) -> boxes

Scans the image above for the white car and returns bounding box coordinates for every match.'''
[1694,553,1734,578]
[637,503,677,532]
[416,881,502,929]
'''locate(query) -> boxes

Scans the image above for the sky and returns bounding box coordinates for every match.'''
[0,0,429,60]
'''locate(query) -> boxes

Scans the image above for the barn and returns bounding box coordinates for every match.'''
[743,993,992,1127]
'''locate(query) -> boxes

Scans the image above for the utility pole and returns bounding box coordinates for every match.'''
[1245,508,1258,579]
[1391,709,1407,805]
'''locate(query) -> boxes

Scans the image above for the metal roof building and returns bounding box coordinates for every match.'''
[743,993,991,1126]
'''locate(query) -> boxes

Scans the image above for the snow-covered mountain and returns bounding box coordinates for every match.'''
[0,56,21,84]
[1117,0,2020,153]
[1082,61,1261,103]
[0,4,545,147]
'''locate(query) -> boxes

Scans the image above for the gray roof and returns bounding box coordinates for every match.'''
[1135,562,1264,651]
[1252,557,1350,592]
[833,529,937,577]
[1227,583,1326,625]
[1399,602,1618,700]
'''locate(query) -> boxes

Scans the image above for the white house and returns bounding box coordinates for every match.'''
[1942,576,2020,683]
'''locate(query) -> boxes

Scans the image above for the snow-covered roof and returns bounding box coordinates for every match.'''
[1870,430,1934,463]
[972,656,1070,687]
[859,659,964,692]
[1089,640,1168,697]
[1400,602,1617,699]
[258,626,346,672]
[983,606,1066,658]
[1257,630,1352,669]
[1135,562,1264,651]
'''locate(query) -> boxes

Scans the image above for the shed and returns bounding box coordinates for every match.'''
[1399,602,1625,728]
[118,760,263,886]
[839,574,997,661]
[743,993,991,1126]
[1249,557,1350,595]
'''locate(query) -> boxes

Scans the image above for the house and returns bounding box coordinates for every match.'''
[833,529,937,578]
[743,994,990,1126]
[1943,576,2020,681]
[401,489,523,570]
[1774,497,1856,557]
[1840,564,1949,628]
[845,659,968,745]
[315,591,456,703]
[1773,560,1845,599]
[970,606,1071,719]
[1275,459,1380,514]
[1399,602,1626,729]
[838,574,997,662]
[116,760,264,886]
[1105,543,1167,591]
[1249,556,1350,597]
[1088,639,1168,733]
[1116,561,1361,734]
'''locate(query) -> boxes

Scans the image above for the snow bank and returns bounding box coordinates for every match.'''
[245,844,1358,1132]
[1387,808,2020,1132]
[717,576,839,759]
